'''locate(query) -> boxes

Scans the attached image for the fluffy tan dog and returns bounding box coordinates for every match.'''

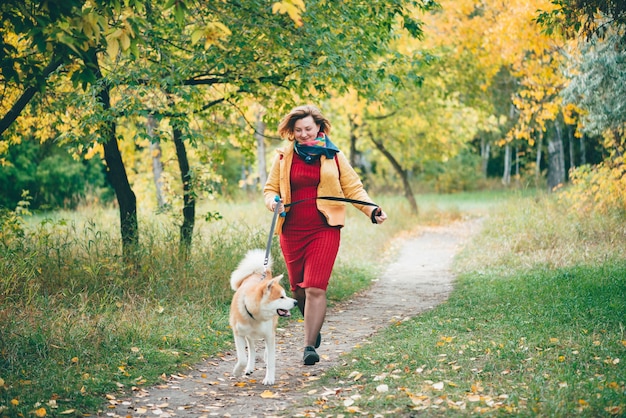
[229,249,297,385]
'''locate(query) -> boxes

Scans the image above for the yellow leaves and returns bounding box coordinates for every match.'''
[260,390,279,398]
[105,19,135,58]
[11,399,19,406]
[190,22,232,50]
[436,335,455,346]
[272,0,306,27]
[34,407,47,417]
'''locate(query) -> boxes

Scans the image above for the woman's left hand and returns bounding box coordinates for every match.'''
[371,208,388,225]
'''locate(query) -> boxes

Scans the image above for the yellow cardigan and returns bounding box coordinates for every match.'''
[263,143,377,235]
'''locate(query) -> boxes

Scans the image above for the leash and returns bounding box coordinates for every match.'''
[284,195,379,209]
[283,196,382,224]
[262,195,382,278]
[263,196,282,277]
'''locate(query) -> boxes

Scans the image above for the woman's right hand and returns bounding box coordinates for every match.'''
[271,200,285,213]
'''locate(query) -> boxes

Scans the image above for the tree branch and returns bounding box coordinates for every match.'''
[0,55,65,137]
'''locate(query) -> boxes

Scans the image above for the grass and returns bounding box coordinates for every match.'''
[305,194,626,417]
[1,190,492,417]
[4,189,617,417]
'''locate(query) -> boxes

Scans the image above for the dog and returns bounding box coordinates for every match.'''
[229,249,297,385]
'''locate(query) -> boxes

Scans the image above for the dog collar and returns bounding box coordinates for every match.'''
[244,303,255,320]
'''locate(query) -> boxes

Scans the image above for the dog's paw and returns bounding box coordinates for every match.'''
[262,377,274,385]
[245,369,254,376]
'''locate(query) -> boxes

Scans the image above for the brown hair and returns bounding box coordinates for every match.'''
[277,104,332,141]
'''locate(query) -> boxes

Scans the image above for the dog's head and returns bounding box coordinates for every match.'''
[262,274,297,317]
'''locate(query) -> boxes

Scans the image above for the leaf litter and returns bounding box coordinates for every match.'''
[102,221,480,417]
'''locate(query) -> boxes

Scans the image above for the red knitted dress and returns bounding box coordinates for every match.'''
[280,154,341,292]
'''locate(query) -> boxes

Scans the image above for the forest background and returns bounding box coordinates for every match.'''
[0,0,625,416]
[1,0,625,248]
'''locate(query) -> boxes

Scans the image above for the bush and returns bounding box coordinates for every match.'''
[0,140,112,210]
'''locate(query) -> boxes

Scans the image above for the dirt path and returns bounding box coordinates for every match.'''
[105,220,481,417]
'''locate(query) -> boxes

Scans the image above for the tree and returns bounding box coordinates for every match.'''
[537,0,626,43]
[2,0,430,257]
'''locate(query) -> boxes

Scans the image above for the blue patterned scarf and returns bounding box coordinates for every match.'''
[294,132,340,162]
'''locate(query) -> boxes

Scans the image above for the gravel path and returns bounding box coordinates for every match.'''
[104,220,481,417]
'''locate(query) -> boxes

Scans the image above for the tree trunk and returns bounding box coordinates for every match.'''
[515,146,520,185]
[480,137,490,178]
[535,130,543,186]
[580,134,587,165]
[173,125,195,257]
[369,134,418,214]
[255,110,267,188]
[148,115,166,208]
[348,115,359,167]
[502,144,511,185]
[568,124,575,173]
[89,49,138,258]
[557,121,566,181]
[547,121,566,190]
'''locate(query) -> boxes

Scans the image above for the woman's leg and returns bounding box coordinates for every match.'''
[303,287,326,347]
[293,286,306,316]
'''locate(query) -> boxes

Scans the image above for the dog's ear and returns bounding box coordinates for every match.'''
[265,274,284,291]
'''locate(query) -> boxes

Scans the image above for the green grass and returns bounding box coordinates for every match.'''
[2,191,484,417]
[304,194,626,417]
[5,189,617,417]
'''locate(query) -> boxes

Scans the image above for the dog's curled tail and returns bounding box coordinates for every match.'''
[230,249,272,290]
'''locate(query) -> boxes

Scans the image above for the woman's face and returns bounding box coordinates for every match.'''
[293,116,320,144]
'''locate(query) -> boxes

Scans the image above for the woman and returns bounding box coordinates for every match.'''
[264,104,387,365]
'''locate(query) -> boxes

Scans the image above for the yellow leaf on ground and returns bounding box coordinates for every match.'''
[35,407,47,417]
[260,390,278,399]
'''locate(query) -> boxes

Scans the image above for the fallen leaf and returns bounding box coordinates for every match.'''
[432,382,444,390]
[260,390,278,399]
[376,384,389,392]
[35,407,47,417]
[605,406,623,415]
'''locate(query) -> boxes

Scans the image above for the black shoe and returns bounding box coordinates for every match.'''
[303,346,320,365]
[315,332,322,349]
